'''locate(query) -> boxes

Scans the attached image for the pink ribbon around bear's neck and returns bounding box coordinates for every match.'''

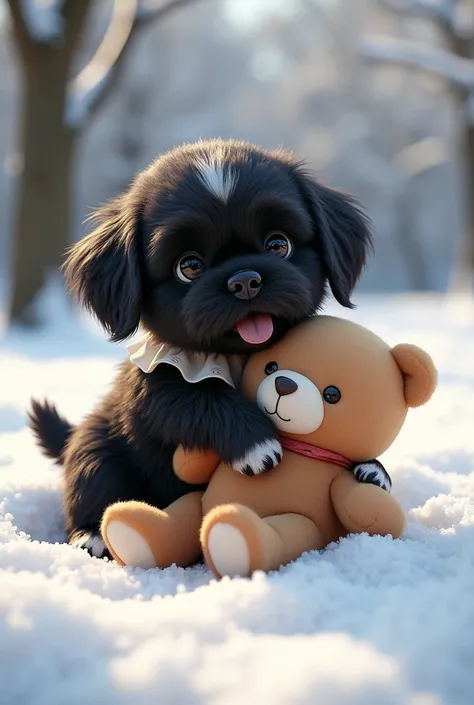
[279,437,353,470]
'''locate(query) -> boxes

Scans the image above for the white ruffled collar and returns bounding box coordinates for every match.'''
[127,333,246,389]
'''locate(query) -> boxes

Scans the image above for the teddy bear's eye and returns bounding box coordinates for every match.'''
[323,386,341,404]
[265,361,278,375]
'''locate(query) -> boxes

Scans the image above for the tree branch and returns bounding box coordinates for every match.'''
[66,0,202,130]
[66,0,138,129]
[6,0,37,62]
[394,136,448,175]
[379,0,454,24]
[359,35,474,89]
[62,0,94,63]
[136,0,203,23]
[381,0,474,43]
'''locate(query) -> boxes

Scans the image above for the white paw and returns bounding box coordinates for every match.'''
[104,521,157,569]
[353,460,392,493]
[232,438,283,476]
[207,523,250,577]
[70,532,108,558]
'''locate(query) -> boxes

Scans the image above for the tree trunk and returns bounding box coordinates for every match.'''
[445,95,474,295]
[465,122,474,277]
[394,181,430,290]
[9,56,76,325]
[442,29,474,295]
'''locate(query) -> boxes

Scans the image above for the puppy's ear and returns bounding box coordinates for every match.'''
[63,194,142,342]
[297,171,373,308]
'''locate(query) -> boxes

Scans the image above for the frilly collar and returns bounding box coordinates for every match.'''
[127,333,246,389]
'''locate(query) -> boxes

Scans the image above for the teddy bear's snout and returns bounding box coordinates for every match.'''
[256,370,325,435]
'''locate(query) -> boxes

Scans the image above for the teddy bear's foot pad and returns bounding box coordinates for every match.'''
[105,520,157,569]
[202,504,324,578]
[207,523,251,577]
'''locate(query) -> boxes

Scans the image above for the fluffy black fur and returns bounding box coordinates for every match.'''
[29,139,373,557]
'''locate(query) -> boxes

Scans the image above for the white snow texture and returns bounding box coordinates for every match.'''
[1,292,473,705]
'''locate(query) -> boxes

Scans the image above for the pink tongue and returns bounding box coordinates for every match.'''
[236,314,274,345]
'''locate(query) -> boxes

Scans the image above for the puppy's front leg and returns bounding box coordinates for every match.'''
[197,387,283,476]
[144,372,282,476]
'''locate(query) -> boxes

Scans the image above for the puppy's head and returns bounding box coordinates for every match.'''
[64,139,372,354]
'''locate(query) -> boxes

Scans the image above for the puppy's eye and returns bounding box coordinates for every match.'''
[323,386,341,404]
[264,232,293,259]
[175,253,205,283]
[265,361,278,375]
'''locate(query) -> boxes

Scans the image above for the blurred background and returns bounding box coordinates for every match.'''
[0,0,473,330]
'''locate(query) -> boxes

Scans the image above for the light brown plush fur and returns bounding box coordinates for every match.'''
[101,316,437,577]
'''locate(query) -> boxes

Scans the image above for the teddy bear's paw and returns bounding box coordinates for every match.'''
[352,459,392,493]
[103,520,157,569]
[207,523,251,577]
[70,530,112,560]
[231,438,282,476]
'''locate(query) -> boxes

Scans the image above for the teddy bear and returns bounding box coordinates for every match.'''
[99,315,437,578]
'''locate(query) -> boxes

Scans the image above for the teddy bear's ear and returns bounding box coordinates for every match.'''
[391,344,438,408]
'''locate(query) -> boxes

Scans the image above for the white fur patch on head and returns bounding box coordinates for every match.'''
[207,523,250,577]
[194,148,238,201]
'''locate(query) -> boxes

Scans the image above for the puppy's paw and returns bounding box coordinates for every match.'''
[232,438,282,476]
[70,530,112,560]
[352,459,392,493]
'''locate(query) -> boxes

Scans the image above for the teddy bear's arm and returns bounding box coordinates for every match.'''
[173,446,221,484]
[351,459,392,493]
[330,471,405,539]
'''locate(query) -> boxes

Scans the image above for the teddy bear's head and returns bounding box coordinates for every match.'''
[241,316,437,462]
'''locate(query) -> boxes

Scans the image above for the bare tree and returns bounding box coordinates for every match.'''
[6,0,200,325]
[360,0,474,293]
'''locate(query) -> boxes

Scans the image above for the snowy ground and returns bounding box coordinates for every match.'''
[1,291,473,705]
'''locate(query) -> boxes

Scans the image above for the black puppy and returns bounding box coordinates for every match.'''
[29,139,372,558]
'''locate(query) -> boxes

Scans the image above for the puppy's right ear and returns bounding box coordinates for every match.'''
[291,165,373,308]
[63,194,142,342]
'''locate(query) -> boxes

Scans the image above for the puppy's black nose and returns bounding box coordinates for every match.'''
[227,270,262,300]
[275,376,298,396]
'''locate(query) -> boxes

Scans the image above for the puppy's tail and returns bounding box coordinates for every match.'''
[28,399,73,465]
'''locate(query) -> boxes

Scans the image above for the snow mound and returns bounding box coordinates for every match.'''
[1,294,473,705]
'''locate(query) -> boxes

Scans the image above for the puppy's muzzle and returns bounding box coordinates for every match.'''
[227,270,262,300]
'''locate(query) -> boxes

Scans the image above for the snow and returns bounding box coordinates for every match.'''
[19,0,64,44]
[1,291,474,705]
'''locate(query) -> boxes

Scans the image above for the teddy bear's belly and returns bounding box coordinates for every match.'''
[202,452,347,545]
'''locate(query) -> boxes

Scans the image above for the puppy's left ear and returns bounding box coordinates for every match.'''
[297,172,373,308]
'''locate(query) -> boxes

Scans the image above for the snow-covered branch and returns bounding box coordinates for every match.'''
[381,0,474,41]
[394,137,448,175]
[380,0,454,24]
[66,0,138,129]
[66,0,202,130]
[19,0,64,43]
[359,36,474,89]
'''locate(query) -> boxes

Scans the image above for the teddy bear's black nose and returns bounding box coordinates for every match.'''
[275,376,298,396]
